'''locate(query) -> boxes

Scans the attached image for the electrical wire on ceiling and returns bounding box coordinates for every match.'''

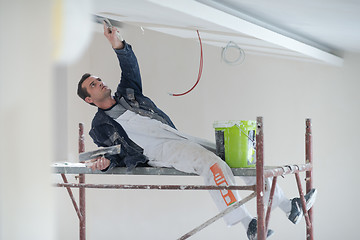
[168,30,203,97]
[221,41,245,65]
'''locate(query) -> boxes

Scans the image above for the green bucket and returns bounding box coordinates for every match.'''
[213,120,256,168]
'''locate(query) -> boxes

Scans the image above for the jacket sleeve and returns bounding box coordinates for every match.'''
[114,41,143,95]
[89,117,148,171]
[89,122,125,170]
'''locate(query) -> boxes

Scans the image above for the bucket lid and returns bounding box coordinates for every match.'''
[213,120,256,128]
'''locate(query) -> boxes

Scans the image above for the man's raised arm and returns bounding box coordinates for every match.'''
[103,22,124,50]
[103,24,142,94]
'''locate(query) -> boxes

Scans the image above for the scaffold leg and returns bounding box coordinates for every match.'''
[79,123,86,240]
[61,174,82,220]
[295,173,312,226]
[256,117,266,240]
[265,177,277,231]
[305,119,314,240]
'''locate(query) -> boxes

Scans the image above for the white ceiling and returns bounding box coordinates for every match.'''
[92,0,360,66]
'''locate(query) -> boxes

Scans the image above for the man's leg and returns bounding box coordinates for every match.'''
[205,160,253,226]
[148,140,253,226]
[241,176,317,224]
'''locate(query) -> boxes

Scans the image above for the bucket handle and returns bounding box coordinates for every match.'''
[235,124,256,144]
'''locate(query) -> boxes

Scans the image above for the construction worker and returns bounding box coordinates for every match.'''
[77,23,317,240]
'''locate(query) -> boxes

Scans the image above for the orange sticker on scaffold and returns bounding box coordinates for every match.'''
[210,163,237,206]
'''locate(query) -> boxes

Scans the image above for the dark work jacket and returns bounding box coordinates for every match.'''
[89,41,176,171]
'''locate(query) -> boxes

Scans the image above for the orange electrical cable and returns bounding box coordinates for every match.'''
[169,30,203,97]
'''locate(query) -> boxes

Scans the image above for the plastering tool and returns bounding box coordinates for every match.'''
[93,15,123,41]
[79,144,121,162]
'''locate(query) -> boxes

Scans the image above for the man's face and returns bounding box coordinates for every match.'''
[82,76,111,105]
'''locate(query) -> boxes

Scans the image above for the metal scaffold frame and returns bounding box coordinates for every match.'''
[53,117,314,240]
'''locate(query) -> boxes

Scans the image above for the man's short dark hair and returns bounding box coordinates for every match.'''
[77,73,95,106]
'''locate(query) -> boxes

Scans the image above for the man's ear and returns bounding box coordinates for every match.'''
[85,96,93,104]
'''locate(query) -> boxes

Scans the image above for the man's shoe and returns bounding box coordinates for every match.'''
[247,218,274,240]
[288,188,317,224]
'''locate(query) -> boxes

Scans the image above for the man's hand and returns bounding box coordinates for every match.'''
[85,156,111,171]
[103,22,124,49]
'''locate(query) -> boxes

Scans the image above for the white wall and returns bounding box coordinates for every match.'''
[0,1,55,240]
[55,24,360,239]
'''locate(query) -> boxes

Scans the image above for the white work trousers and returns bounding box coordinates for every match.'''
[148,140,289,226]
[116,111,287,226]
[148,139,251,226]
